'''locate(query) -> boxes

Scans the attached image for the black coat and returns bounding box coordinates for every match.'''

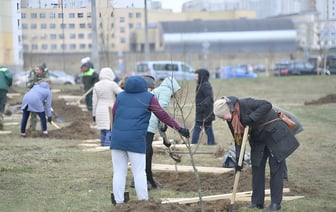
[227,97,299,166]
[195,69,215,122]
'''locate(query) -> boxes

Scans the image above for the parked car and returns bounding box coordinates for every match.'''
[136,60,195,81]
[219,66,257,79]
[278,61,330,76]
[48,70,75,85]
[273,62,290,76]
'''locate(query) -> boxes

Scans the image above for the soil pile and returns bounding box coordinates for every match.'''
[304,94,336,105]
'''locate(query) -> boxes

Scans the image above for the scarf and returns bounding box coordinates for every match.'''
[232,102,245,145]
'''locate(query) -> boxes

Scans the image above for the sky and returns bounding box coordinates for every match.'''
[113,0,190,13]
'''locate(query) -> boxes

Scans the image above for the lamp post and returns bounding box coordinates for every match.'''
[51,1,65,71]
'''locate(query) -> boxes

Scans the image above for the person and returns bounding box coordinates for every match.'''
[0,66,13,130]
[191,68,216,145]
[80,62,99,111]
[20,82,52,137]
[145,76,181,189]
[26,65,50,130]
[110,76,190,205]
[213,96,300,211]
[92,67,123,146]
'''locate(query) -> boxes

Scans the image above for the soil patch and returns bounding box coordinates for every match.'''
[304,94,336,105]
[109,169,315,211]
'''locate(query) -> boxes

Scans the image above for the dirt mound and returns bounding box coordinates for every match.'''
[49,121,99,140]
[304,94,336,105]
[109,168,313,211]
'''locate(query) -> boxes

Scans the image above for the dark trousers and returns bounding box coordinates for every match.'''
[85,91,93,111]
[251,146,284,206]
[191,121,215,145]
[145,132,156,185]
[21,106,47,133]
[0,89,7,113]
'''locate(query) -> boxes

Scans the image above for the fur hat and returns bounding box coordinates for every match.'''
[142,75,155,89]
[213,98,230,117]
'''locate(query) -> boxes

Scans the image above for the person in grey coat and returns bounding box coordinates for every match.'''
[20,82,52,137]
[213,96,300,212]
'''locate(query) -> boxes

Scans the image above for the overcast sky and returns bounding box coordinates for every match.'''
[113,0,190,12]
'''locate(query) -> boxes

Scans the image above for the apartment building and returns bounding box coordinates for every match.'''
[0,0,23,70]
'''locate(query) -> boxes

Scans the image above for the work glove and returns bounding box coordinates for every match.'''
[92,116,96,122]
[235,164,243,172]
[162,136,171,148]
[159,122,168,132]
[47,117,52,123]
[178,128,190,138]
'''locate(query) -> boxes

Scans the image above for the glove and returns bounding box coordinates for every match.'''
[162,137,171,148]
[159,122,168,132]
[92,116,96,122]
[47,117,52,123]
[235,164,243,172]
[178,128,190,138]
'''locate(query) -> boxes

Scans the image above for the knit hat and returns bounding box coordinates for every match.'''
[142,75,155,89]
[213,98,231,117]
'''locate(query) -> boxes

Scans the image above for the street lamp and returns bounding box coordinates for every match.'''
[51,1,65,71]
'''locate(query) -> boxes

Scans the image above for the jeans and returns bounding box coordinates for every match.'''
[191,121,215,145]
[100,129,111,146]
[21,105,47,133]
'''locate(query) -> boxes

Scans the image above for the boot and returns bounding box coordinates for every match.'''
[111,192,129,205]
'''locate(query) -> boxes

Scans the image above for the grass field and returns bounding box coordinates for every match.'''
[1,75,336,211]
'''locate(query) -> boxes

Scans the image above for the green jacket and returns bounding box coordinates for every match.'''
[82,68,99,91]
[0,66,13,91]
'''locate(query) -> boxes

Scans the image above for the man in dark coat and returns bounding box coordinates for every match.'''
[191,69,216,145]
[214,96,300,211]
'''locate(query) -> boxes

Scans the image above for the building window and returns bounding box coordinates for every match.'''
[79,23,85,28]
[87,12,91,18]
[32,44,38,50]
[135,23,141,29]
[120,17,125,23]
[59,34,65,39]
[129,23,133,29]
[128,13,133,18]
[40,13,46,18]
[120,37,126,43]
[50,13,56,19]
[58,13,63,19]
[136,12,141,18]
[61,23,66,29]
[88,33,92,39]
[88,44,92,49]
[42,44,48,50]
[69,24,75,29]
[69,13,75,18]
[70,44,76,49]
[51,44,57,50]
[49,23,56,29]
[23,44,29,50]
[77,13,84,18]
[22,23,28,29]
[80,44,86,49]
[120,27,125,33]
[31,24,37,29]
[50,34,57,39]
[61,44,66,50]
[111,23,114,28]
[22,13,26,19]
[31,13,37,18]
[41,23,47,29]
[78,33,84,39]
[88,23,92,28]
[70,33,76,39]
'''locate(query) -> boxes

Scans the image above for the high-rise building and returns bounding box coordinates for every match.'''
[0,0,23,71]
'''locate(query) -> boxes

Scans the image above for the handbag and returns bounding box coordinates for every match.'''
[278,111,296,130]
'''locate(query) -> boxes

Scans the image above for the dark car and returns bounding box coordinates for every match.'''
[276,61,330,76]
[273,62,290,76]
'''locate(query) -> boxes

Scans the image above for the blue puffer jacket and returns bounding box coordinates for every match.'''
[110,76,154,153]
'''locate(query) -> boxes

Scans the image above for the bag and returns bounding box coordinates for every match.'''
[222,145,251,168]
[278,112,296,130]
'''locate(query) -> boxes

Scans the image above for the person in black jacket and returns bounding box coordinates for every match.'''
[213,96,300,212]
[191,69,216,145]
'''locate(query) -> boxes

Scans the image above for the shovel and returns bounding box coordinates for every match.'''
[158,127,181,163]
[51,107,64,123]
[227,126,249,212]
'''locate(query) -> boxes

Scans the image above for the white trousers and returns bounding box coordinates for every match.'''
[111,149,148,203]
